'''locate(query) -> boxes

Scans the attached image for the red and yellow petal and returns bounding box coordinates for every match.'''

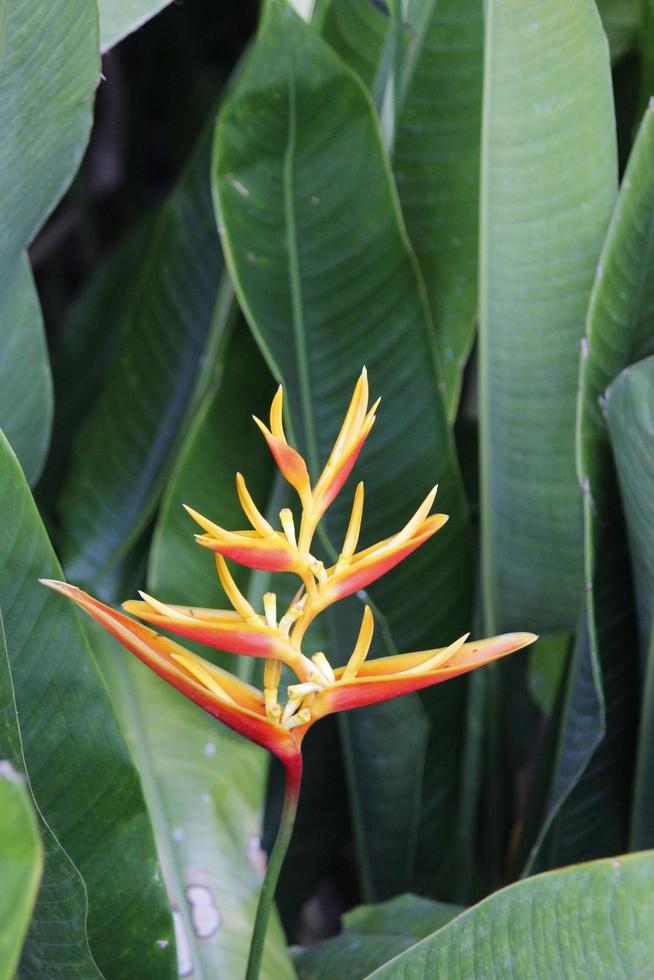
[121,599,282,657]
[253,417,311,502]
[40,580,299,763]
[195,531,300,573]
[312,632,537,719]
[323,514,447,604]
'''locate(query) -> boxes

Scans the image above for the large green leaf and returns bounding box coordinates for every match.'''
[597,0,639,62]
[394,0,483,415]
[641,8,654,113]
[0,613,101,978]
[605,357,654,848]
[293,893,462,979]
[0,0,98,483]
[320,0,387,92]
[0,431,175,978]
[213,0,473,894]
[58,124,227,597]
[370,850,654,978]
[0,256,52,486]
[322,0,483,416]
[529,101,654,872]
[479,0,617,632]
[98,0,176,51]
[0,763,42,980]
[537,101,654,867]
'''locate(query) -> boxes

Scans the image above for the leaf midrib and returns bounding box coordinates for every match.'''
[282,46,319,477]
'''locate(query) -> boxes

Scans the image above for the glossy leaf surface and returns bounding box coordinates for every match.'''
[371,851,654,978]
[0,764,43,980]
[479,0,617,632]
[58,126,226,596]
[0,613,101,979]
[294,893,462,978]
[0,0,98,482]
[0,431,175,979]
[606,357,654,848]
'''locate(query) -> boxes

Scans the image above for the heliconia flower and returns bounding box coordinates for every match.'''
[41,581,536,766]
[41,367,537,980]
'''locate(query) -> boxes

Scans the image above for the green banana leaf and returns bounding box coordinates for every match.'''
[293,893,463,979]
[58,122,228,597]
[0,431,175,979]
[605,356,654,849]
[0,612,101,978]
[479,0,617,633]
[213,0,474,896]
[528,100,654,871]
[0,763,43,980]
[596,0,639,61]
[370,850,654,978]
[321,0,483,416]
[0,0,98,483]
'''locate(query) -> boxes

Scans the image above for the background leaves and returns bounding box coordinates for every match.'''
[0,433,175,979]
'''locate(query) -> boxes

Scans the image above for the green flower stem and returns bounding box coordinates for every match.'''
[245,754,303,980]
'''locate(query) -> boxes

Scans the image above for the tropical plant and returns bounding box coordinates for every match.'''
[2,0,654,977]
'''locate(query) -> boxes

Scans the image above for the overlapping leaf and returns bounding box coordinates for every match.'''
[0,764,42,980]
[98,0,176,51]
[605,357,654,848]
[528,101,654,871]
[294,893,462,978]
[322,0,483,415]
[0,432,175,978]
[0,0,98,483]
[370,851,654,978]
[58,124,227,596]
[0,613,101,978]
[479,0,617,633]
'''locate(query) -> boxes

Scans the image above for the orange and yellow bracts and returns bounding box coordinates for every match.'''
[42,368,537,774]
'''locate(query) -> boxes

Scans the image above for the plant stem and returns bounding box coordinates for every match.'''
[245,755,303,980]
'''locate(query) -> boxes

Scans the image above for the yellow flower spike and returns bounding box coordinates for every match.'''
[279,508,297,548]
[263,593,277,628]
[236,473,276,537]
[311,651,335,684]
[339,481,365,564]
[269,386,285,440]
[170,651,239,705]
[264,658,282,719]
[342,605,375,681]
[215,554,259,623]
[395,633,470,676]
